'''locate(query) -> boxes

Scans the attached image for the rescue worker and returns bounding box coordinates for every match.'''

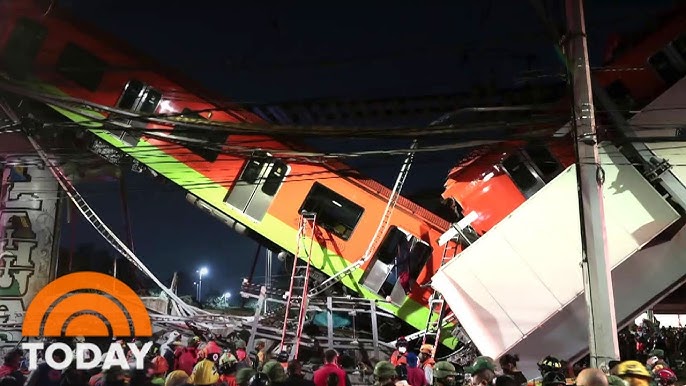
[176,336,201,376]
[373,361,398,386]
[465,357,497,386]
[433,361,458,386]
[615,361,653,386]
[541,371,567,386]
[390,337,409,366]
[648,350,667,367]
[219,351,239,386]
[189,358,221,386]
[150,351,170,385]
[655,368,678,386]
[277,351,290,370]
[537,357,562,378]
[250,372,272,386]
[164,370,190,386]
[263,360,288,386]
[236,368,258,386]
[254,340,267,369]
[161,331,182,369]
[203,341,224,363]
[607,375,626,386]
[419,344,436,386]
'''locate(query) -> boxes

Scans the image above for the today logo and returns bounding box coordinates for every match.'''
[20,272,154,371]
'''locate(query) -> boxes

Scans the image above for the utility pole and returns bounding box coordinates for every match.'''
[565,0,619,369]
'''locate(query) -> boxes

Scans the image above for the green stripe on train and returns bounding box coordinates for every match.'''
[35,82,457,349]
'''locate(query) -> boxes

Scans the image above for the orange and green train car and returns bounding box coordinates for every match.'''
[0,1,461,347]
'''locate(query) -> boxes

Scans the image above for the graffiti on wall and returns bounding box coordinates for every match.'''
[0,161,60,352]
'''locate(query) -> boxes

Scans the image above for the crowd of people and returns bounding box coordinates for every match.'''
[0,321,683,386]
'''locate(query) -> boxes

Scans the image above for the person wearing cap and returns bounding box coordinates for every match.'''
[263,360,288,386]
[419,344,436,386]
[391,337,409,366]
[615,361,653,386]
[407,353,427,386]
[648,350,666,363]
[373,361,398,386]
[465,357,497,386]
[434,361,458,386]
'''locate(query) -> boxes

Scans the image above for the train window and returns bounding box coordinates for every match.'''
[524,144,562,181]
[299,182,363,240]
[171,108,229,162]
[115,80,161,114]
[1,18,47,79]
[117,80,146,110]
[110,80,161,146]
[501,152,544,198]
[671,33,686,61]
[648,51,683,86]
[261,161,288,196]
[57,43,106,92]
[238,156,267,185]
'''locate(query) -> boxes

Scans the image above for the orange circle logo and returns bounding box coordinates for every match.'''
[22,272,152,337]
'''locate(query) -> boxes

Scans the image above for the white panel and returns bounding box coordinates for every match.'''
[433,143,680,368]
[464,228,561,337]
[625,76,686,187]
[504,223,686,380]
[431,269,522,357]
[496,166,583,306]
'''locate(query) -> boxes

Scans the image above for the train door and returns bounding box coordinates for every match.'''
[224,152,289,221]
[360,226,432,305]
[111,79,162,146]
[501,143,563,198]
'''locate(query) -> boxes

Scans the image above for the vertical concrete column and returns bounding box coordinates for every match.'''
[0,159,62,352]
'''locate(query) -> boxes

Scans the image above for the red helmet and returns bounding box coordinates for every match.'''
[656,368,677,386]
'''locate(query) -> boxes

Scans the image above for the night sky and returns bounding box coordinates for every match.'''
[55,0,675,298]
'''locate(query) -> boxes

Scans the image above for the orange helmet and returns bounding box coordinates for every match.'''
[151,355,169,375]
